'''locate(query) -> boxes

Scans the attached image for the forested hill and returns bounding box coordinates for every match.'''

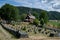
[48,11,60,20]
[17,6,60,20]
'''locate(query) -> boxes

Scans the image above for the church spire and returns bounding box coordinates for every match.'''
[28,9,32,16]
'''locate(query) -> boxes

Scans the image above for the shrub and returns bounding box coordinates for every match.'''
[33,19,39,26]
[40,18,44,27]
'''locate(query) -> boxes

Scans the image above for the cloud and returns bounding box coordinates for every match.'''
[0,0,60,12]
[52,3,60,9]
[40,0,60,12]
[11,0,55,10]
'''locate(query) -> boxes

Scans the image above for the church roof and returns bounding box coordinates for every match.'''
[29,15,35,19]
[27,10,35,19]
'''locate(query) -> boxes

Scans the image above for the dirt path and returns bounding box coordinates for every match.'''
[0,25,14,40]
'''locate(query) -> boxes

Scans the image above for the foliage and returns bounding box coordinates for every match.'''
[48,11,60,20]
[33,19,39,26]
[40,18,44,27]
[39,11,48,27]
[57,23,60,29]
[20,14,27,21]
[32,12,39,19]
[0,4,19,21]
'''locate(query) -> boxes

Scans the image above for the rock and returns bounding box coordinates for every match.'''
[38,28,42,33]
[19,31,28,38]
[48,32,55,37]
[40,28,45,34]
[55,33,60,37]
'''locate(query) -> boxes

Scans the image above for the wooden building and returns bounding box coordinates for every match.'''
[24,11,35,23]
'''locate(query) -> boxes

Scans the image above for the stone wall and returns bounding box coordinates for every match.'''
[0,23,28,38]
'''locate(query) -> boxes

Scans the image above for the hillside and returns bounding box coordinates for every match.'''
[17,6,60,20]
[48,11,60,20]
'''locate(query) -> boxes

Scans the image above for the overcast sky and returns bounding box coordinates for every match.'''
[0,0,60,12]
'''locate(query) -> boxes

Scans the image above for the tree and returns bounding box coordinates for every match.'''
[0,4,19,21]
[40,18,44,27]
[33,19,39,26]
[32,12,39,19]
[39,11,48,27]
[20,14,27,21]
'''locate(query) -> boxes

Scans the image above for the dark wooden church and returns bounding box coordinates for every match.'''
[24,11,35,23]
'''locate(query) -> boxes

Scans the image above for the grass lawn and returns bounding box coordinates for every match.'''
[48,20,60,28]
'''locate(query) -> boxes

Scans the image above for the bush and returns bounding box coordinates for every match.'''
[39,11,48,24]
[40,18,44,27]
[33,19,39,26]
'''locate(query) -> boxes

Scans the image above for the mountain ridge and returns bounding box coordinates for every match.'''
[17,6,60,20]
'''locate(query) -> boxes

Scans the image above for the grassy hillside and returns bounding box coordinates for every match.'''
[48,20,60,29]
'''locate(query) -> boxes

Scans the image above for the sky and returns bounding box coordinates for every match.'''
[0,0,60,12]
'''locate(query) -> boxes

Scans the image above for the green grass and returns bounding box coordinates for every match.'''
[48,20,60,28]
[49,21,58,26]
